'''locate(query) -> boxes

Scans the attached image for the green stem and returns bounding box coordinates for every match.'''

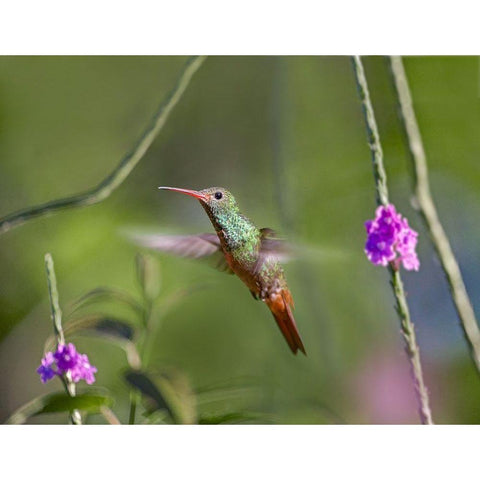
[59,375,82,425]
[352,56,433,425]
[128,391,138,425]
[0,56,206,236]
[45,253,65,345]
[45,253,81,425]
[352,57,389,207]
[389,267,433,424]
[100,406,121,425]
[141,298,159,367]
[388,55,480,376]
[128,280,155,424]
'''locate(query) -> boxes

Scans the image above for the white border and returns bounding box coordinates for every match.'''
[1,1,479,54]
[1,425,480,478]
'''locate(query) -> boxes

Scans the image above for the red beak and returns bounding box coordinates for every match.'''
[158,186,208,202]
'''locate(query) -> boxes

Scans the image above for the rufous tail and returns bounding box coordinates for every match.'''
[266,291,306,355]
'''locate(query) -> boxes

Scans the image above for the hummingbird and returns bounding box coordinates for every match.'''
[135,186,306,355]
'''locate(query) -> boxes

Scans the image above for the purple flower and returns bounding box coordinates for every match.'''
[37,342,97,385]
[54,343,78,371]
[71,353,97,385]
[364,204,420,271]
[36,352,57,383]
[396,217,419,271]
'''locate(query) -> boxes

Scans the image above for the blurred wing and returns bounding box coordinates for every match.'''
[258,228,351,267]
[131,233,233,273]
[259,228,292,262]
[133,233,220,258]
[252,228,292,275]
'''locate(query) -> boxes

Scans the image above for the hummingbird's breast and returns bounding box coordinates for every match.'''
[214,218,263,294]
[208,207,288,300]
[220,232,288,301]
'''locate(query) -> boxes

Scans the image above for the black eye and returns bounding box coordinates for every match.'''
[214,191,223,200]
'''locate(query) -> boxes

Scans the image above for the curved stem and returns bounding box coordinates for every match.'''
[389,55,480,375]
[0,56,206,235]
[352,56,433,425]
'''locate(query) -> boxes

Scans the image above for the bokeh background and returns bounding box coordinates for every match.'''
[0,56,479,424]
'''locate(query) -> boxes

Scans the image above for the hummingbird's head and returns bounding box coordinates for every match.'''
[158,186,239,224]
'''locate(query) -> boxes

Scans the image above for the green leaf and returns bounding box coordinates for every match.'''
[196,383,261,412]
[69,315,136,340]
[140,409,170,425]
[194,379,265,423]
[68,287,143,317]
[135,253,161,301]
[125,370,173,419]
[124,368,197,424]
[198,412,266,424]
[6,391,114,424]
[155,367,197,425]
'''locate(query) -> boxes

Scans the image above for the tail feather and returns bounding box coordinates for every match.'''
[266,292,306,355]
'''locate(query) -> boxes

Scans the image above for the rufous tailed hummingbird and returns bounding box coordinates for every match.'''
[136,186,306,355]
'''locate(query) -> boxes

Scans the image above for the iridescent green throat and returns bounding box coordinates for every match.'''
[202,204,260,256]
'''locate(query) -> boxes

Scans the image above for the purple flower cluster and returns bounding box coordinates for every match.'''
[37,343,97,385]
[365,204,419,271]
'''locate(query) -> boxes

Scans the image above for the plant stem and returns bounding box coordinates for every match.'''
[389,267,433,424]
[352,56,433,425]
[389,55,480,375]
[45,253,81,425]
[128,391,138,425]
[45,253,65,345]
[128,255,156,424]
[352,58,390,208]
[0,56,206,236]
[100,406,121,425]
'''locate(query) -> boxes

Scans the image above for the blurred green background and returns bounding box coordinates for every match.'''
[1,56,479,424]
